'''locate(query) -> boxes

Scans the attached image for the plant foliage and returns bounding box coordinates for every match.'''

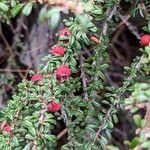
[0,0,149,150]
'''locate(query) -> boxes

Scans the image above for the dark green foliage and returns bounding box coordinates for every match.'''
[0,0,149,150]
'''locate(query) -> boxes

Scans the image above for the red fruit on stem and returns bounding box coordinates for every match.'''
[59,28,71,37]
[51,45,65,56]
[31,74,43,81]
[48,101,62,112]
[3,125,11,132]
[55,65,71,81]
[140,34,150,46]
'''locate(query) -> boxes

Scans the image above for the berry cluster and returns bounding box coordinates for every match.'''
[4,33,149,135]
[31,28,71,113]
[29,33,150,115]
[1,28,72,141]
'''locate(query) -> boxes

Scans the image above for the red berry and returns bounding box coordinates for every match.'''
[3,125,11,132]
[140,34,150,46]
[48,101,62,112]
[51,45,65,56]
[59,28,71,37]
[55,65,71,81]
[31,74,43,81]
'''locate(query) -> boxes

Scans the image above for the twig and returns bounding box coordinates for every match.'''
[0,20,27,79]
[93,107,112,144]
[0,31,13,56]
[118,13,140,39]
[92,1,135,144]
[117,14,130,28]
[0,68,28,73]
[105,72,118,87]
[61,107,74,150]
[115,56,144,104]
[25,44,49,54]
[80,54,89,101]
[93,55,144,144]
[0,120,7,130]
[92,2,120,101]
[92,4,119,100]
[99,5,118,41]
[32,141,37,150]
[57,128,68,140]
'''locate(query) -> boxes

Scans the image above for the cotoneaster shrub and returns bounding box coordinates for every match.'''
[0,0,150,150]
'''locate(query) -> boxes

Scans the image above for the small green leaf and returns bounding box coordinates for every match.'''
[106,145,119,150]
[12,136,19,146]
[25,134,34,140]
[85,142,94,150]
[76,14,87,31]
[22,2,33,16]
[11,3,24,17]
[69,36,75,45]
[43,134,56,142]
[141,141,150,148]
[47,8,60,18]
[140,119,146,128]
[92,9,102,15]
[0,2,9,12]
[97,70,105,80]
[133,114,141,127]
[11,0,17,7]
[130,137,140,149]
[50,11,60,29]
[28,126,36,136]
[24,120,33,128]
[39,7,47,22]
[23,142,32,150]
[87,124,98,129]
[61,144,70,150]
[90,27,98,32]
[113,114,118,123]
[124,140,131,146]
[148,20,150,32]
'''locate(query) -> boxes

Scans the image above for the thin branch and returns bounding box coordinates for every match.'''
[99,4,119,41]
[61,108,74,150]
[0,30,13,56]
[93,108,112,144]
[57,128,68,140]
[118,13,140,39]
[0,68,28,73]
[92,0,141,144]
[93,55,144,144]
[80,54,89,101]
[0,20,27,79]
